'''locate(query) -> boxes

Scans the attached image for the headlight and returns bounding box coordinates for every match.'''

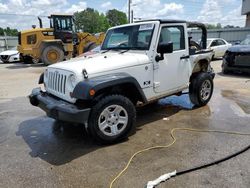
[68,74,77,89]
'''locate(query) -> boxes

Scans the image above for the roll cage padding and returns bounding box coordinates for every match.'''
[187,22,207,49]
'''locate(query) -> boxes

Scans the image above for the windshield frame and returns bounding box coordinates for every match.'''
[101,23,155,51]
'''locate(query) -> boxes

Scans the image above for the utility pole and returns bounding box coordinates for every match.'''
[128,0,131,23]
[131,10,134,23]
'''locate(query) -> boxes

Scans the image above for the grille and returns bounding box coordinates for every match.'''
[47,71,67,95]
[0,55,9,60]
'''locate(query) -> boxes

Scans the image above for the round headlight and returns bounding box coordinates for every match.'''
[68,74,77,89]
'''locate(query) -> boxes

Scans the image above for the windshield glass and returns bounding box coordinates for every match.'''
[101,23,155,50]
[240,37,250,45]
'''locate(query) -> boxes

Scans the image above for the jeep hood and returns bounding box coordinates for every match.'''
[49,52,149,77]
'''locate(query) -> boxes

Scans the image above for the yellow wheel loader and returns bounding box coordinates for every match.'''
[17,14,105,65]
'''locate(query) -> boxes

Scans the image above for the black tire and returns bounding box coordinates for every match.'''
[88,95,136,144]
[41,45,64,65]
[189,72,214,107]
[23,56,33,64]
[222,64,229,74]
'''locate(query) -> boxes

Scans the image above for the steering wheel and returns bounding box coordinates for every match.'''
[117,42,128,47]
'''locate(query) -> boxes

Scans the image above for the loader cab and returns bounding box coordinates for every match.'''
[49,14,76,43]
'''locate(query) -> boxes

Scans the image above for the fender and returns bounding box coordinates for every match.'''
[72,73,147,103]
[38,73,44,84]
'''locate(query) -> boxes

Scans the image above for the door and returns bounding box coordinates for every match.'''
[217,39,227,56]
[53,16,74,43]
[153,24,190,93]
[210,40,220,57]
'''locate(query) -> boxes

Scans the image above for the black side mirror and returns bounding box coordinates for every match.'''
[156,42,173,62]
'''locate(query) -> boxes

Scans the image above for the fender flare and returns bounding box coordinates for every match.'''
[72,73,147,103]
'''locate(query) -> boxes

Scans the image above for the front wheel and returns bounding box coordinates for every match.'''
[88,95,136,144]
[189,72,214,107]
[41,46,64,65]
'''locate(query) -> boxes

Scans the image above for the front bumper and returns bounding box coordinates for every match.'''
[29,88,91,124]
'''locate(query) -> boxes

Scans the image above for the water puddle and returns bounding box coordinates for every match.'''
[221,90,250,115]
[158,94,194,110]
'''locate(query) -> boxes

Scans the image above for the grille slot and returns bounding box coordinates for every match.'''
[47,71,67,95]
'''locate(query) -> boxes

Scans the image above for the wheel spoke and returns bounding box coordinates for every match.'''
[111,125,119,135]
[118,116,127,124]
[99,121,108,131]
[102,109,110,119]
[113,105,122,115]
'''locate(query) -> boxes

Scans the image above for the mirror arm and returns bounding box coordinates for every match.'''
[155,53,164,62]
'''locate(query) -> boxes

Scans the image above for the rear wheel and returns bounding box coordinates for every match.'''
[41,46,64,65]
[88,95,136,144]
[189,72,214,107]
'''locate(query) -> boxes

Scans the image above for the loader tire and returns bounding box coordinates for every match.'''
[41,46,64,65]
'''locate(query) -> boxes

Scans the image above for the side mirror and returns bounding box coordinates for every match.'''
[157,42,173,54]
[156,42,173,62]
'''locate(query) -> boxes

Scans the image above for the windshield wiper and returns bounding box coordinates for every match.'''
[120,49,130,54]
[101,49,110,54]
[101,48,121,54]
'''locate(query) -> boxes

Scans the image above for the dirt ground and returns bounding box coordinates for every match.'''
[0,60,249,188]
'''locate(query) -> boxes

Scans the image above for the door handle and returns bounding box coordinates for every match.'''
[180,55,190,59]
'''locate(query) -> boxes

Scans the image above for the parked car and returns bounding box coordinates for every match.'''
[0,47,20,63]
[207,38,232,59]
[222,36,250,74]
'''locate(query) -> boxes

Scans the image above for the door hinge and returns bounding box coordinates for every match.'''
[153,63,159,70]
[153,82,160,88]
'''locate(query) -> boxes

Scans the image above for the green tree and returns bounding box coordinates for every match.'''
[74,8,109,33]
[106,9,127,27]
[206,23,222,29]
[0,27,18,36]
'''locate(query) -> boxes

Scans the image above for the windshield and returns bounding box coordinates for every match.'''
[101,23,155,51]
[240,37,250,45]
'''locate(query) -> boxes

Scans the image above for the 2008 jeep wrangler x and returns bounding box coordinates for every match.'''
[30,20,214,144]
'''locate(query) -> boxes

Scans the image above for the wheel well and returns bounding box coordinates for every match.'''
[94,83,144,105]
[190,59,209,81]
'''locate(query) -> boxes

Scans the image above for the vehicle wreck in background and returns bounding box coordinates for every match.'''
[222,35,250,74]
[29,20,214,144]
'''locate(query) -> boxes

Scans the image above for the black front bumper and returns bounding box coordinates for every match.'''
[29,88,91,124]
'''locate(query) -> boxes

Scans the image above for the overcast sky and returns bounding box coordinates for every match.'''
[0,0,246,30]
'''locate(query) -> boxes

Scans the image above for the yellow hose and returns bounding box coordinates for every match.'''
[109,128,250,188]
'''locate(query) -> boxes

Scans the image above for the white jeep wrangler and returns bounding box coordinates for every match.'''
[30,20,214,144]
